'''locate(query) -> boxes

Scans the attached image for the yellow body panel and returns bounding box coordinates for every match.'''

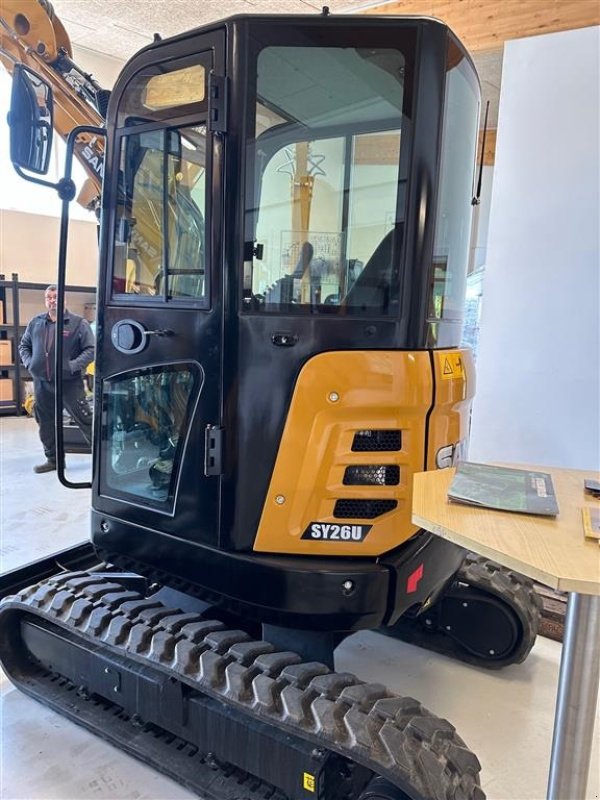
[427,349,476,471]
[254,351,433,556]
[254,348,474,557]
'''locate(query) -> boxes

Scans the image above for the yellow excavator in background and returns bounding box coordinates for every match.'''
[0,3,544,799]
[0,0,105,209]
[1,0,205,293]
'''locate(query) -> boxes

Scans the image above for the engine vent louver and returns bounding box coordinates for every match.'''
[351,430,401,452]
[343,465,400,486]
[333,499,398,519]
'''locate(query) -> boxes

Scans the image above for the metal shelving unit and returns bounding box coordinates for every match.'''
[0,273,96,417]
[0,274,22,415]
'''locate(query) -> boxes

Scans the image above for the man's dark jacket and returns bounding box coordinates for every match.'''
[19,311,95,382]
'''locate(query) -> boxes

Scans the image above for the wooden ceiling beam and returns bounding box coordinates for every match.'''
[363,1,600,52]
[478,129,496,166]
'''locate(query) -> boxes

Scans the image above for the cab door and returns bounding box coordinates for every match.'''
[92,33,225,548]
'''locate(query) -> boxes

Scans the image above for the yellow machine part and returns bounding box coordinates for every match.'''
[0,0,72,62]
[426,349,476,471]
[254,349,474,557]
[0,0,104,207]
[254,349,471,557]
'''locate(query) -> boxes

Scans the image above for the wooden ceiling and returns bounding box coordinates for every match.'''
[363,0,600,53]
[364,0,599,157]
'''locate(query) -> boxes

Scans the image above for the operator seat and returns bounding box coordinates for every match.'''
[341,225,403,312]
[290,240,314,278]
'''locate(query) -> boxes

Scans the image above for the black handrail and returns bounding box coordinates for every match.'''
[55,124,106,489]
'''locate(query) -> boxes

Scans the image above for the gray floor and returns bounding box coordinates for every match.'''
[1,416,599,800]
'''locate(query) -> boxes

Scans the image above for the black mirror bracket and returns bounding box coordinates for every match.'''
[14,163,60,191]
[55,124,106,490]
[57,178,77,202]
[12,167,76,202]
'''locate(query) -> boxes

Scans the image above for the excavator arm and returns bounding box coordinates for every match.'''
[1,1,206,287]
[0,0,105,208]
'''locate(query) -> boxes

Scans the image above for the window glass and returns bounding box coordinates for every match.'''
[113,125,207,302]
[118,60,206,126]
[429,43,479,322]
[102,366,197,506]
[245,46,408,315]
[145,66,206,110]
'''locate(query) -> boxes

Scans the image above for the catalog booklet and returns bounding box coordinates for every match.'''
[448,462,559,516]
[582,507,600,541]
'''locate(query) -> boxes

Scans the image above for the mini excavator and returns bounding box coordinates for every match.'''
[0,3,542,799]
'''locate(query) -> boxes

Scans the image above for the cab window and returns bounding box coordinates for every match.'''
[244,43,413,316]
[112,124,208,303]
[117,60,206,127]
[101,365,199,508]
[429,40,479,324]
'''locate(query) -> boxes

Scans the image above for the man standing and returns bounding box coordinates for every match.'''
[19,284,95,473]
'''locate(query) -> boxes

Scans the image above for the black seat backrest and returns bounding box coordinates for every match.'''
[290,241,314,278]
[342,225,402,312]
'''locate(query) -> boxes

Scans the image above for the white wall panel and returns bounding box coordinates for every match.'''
[470,26,600,470]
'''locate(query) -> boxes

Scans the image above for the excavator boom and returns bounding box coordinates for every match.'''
[0,0,105,207]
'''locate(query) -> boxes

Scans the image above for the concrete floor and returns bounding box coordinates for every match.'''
[1,416,599,800]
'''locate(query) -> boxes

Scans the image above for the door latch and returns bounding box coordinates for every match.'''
[205,425,224,476]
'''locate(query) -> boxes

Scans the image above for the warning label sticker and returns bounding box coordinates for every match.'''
[439,352,465,380]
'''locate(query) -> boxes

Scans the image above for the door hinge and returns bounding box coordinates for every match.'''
[205,425,224,476]
[208,72,228,133]
[244,241,264,261]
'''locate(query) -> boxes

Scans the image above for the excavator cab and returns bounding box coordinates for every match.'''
[1,11,542,800]
[89,15,481,641]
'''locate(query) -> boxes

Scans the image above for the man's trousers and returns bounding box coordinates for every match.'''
[33,378,93,462]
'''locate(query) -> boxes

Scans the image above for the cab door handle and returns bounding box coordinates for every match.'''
[111,320,174,354]
[144,329,173,338]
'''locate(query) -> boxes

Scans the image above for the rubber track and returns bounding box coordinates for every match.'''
[23,668,287,800]
[0,572,485,800]
[386,555,542,669]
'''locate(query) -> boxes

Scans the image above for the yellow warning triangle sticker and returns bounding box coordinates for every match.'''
[439,351,466,380]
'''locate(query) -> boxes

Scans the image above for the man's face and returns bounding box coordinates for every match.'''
[45,289,58,315]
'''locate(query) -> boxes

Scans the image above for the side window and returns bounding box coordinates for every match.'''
[429,42,479,323]
[101,365,199,508]
[248,131,403,312]
[113,125,208,302]
[245,45,409,316]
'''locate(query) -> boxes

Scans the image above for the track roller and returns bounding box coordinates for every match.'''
[359,776,411,799]
[383,554,542,669]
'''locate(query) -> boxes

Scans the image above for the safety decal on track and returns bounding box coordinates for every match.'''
[303,772,316,792]
[439,352,465,380]
[301,522,372,542]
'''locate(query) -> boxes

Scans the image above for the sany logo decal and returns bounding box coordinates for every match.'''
[436,439,467,469]
[406,563,424,594]
[81,144,104,179]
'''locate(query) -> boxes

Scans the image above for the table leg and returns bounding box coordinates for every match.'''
[547,592,600,800]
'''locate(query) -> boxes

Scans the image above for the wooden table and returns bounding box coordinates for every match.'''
[412,465,600,800]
